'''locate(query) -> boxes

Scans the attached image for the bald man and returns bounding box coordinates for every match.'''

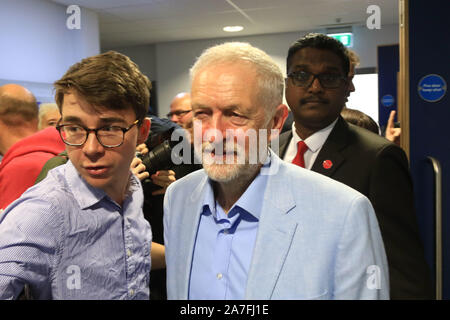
[0,84,39,156]
[167,92,193,138]
[0,84,65,210]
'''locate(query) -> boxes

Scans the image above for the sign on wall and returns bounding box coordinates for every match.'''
[381,94,395,107]
[417,74,447,102]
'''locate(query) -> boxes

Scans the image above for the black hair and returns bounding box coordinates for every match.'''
[287,33,350,76]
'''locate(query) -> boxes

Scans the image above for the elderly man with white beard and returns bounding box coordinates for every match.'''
[163,42,389,300]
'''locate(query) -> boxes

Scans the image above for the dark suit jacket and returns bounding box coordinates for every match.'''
[277,116,433,299]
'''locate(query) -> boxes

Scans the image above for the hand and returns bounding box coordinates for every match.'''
[136,143,149,155]
[385,110,401,146]
[150,170,176,195]
[130,157,150,181]
[151,242,165,270]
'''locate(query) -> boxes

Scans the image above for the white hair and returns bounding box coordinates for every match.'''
[38,103,59,129]
[190,42,284,116]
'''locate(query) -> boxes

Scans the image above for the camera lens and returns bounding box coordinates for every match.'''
[139,140,172,175]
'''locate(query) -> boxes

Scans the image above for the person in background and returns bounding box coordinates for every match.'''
[0,126,65,210]
[385,110,401,145]
[341,107,379,135]
[281,48,360,133]
[38,103,61,130]
[167,92,193,140]
[137,115,201,300]
[164,42,388,300]
[0,51,158,299]
[0,85,65,210]
[346,48,360,96]
[279,33,432,299]
[0,84,38,157]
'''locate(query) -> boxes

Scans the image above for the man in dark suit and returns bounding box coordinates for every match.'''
[278,33,432,299]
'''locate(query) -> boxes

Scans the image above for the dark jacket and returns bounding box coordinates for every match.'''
[277,116,433,299]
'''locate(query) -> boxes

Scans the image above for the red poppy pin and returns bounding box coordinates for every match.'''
[323,160,333,169]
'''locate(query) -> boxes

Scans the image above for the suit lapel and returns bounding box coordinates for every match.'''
[178,174,209,299]
[276,131,293,158]
[311,117,349,177]
[245,155,298,299]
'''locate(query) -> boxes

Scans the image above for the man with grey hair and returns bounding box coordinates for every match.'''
[38,103,61,130]
[163,42,389,299]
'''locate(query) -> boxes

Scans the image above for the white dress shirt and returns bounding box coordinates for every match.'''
[283,118,338,169]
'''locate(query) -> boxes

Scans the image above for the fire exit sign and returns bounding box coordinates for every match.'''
[328,33,353,47]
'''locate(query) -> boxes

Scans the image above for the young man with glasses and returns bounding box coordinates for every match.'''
[0,51,156,299]
[278,33,432,299]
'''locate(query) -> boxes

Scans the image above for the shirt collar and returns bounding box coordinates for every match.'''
[291,118,338,153]
[202,179,216,217]
[65,160,139,210]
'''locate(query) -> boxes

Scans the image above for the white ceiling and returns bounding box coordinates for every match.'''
[52,0,399,49]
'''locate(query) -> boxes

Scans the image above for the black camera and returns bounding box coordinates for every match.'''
[136,127,187,177]
[137,139,174,176]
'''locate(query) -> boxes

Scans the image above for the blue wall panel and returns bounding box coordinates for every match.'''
[409,0,450,299]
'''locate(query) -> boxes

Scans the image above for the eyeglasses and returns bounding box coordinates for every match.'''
[287,71,347,89]
[56,119,139,148]
[166,110,191,118]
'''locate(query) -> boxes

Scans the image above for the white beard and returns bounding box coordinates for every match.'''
[194,140,261,183]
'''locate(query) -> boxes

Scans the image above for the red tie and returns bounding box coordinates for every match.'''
[292,141,308,168]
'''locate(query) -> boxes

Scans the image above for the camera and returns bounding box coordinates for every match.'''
[136,127,187,177]
[137,139,174,176]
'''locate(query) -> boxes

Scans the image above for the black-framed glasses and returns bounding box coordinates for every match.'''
[166,110,191,118]
[287,71,347,89]
[56,119,139,148]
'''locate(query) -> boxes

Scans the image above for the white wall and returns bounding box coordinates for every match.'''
[154,32,299,117]
[346,73,379,124]
[151,24,399,118]
[352,24,399,70]
[0,0,100,102]
[108,44,157,81]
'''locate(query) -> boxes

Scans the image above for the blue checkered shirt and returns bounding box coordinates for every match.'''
[0,160,152,299]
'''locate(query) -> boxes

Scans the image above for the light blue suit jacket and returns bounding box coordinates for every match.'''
[163,151,389,299]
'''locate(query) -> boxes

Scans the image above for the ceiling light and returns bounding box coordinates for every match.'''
[223,26,244,32]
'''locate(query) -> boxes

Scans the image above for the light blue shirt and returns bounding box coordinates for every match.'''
[0,160,152,300]
[189,164,269,300]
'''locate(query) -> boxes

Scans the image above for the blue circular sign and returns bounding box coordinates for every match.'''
[381,94,395,107]
[418,74,447,102]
